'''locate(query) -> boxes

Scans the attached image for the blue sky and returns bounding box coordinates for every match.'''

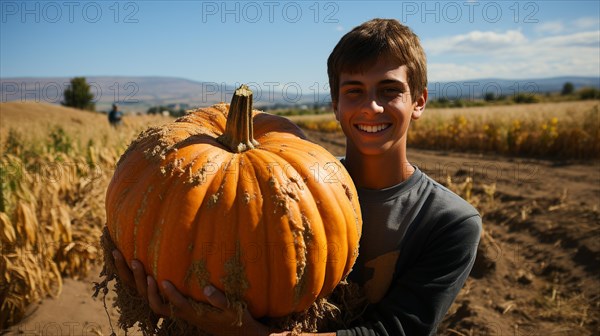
[2,0,599,91]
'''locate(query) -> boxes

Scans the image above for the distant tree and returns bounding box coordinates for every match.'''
[453,98,465,107]
[561,82,575,95]
[62,77,95,111]
[513,93,540,104]
[147,105,185,117]
[169,109,186,117]
[578,87,600,100]
[484,92,496,102]
[146,106,164,115]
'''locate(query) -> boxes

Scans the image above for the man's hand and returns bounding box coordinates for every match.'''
[111,249,274,336]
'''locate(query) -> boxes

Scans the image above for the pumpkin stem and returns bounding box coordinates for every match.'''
[217,84,260,153]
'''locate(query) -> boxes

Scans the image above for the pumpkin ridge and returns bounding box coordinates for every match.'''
[184,172,223,296]
[172,123,225,149]
[159,136,219,179]
[143,126,183,162]
[294,213,314,306]
[276,164,311,310]
[185,259,210,291]
[198,153,242,303]
[150,123,210,160]
[159,168,217,292]
[106,144,149,215]
[149,218,164,278]
[231,154,268,316]
[134,150,198,263]
[243,148,281,317]
[326,161,362,277]
[176,108,226,136]
[109,186,128,246]
[132,185,153,259]
[123,153,195,260]
[267,145,355,295]
[106,147,147,243]
[188,155,229,296]
[252,113,307,140]
[217,155,248,326]
[290,216,308,309]
[205,155,235,208]
[222,244,248,326]
[186,151,224,186]
[110,159,168,260]
[243,149,299,316]
[150,165,205,280]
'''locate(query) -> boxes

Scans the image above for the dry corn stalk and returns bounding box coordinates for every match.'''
[0,149,109,328]
[0,105,168,328]
[1,204,62,328]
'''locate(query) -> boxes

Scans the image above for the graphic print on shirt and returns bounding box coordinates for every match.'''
[363,250,400,303]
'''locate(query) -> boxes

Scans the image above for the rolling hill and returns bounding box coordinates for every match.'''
[1,76,598,113]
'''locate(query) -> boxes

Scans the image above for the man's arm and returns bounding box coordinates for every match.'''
[337,215,482,336]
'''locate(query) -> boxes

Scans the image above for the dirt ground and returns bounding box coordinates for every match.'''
[3,129,599,336]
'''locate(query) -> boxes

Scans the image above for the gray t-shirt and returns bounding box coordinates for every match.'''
[338,165,482,336]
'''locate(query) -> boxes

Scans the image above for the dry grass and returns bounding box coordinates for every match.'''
[0,102,170,328]
[410,100,599,159]
[287,114,341,133]
[288,100,600,159]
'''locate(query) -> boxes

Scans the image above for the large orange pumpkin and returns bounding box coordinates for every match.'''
[105,85,362,319]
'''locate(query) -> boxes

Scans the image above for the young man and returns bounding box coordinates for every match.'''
[113,18,481,335]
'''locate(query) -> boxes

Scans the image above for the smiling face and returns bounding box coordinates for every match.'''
[333,58,427,159]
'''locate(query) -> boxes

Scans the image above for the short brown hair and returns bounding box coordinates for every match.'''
[327,18,427,104]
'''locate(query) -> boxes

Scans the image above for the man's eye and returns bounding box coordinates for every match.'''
[345,88,362,95]
[382,87,403,96]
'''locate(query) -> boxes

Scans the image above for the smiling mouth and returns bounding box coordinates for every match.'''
[356,123,391,133]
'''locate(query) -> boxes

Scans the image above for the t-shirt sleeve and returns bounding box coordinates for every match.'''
[337,214,482,336]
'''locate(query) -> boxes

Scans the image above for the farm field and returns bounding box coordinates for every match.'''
[1,101,599,335]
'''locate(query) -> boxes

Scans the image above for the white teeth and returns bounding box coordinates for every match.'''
[357,124,389,133]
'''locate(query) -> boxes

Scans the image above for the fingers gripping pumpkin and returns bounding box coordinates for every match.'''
[105,85,362,319]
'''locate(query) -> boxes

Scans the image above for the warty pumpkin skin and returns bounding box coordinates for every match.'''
[105,85,362,318]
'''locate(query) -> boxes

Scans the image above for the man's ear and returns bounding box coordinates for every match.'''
[412,87,427,120]
[332,100,340,121]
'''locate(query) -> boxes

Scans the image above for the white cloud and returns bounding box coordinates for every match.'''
[534,21,564,34]
[536,31,600,48]
[427,63,483,82]
[423,30,527,54]
[574,17,600,30]
[426,30,600,81]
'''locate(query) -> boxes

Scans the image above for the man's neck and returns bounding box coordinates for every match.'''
[344,150,414,190]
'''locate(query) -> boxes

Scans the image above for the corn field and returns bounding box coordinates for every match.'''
[0,102,167,328]
[290,100,600,160]
[410,100,599,159]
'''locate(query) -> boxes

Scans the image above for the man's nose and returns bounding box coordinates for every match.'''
[360,94,384,115]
